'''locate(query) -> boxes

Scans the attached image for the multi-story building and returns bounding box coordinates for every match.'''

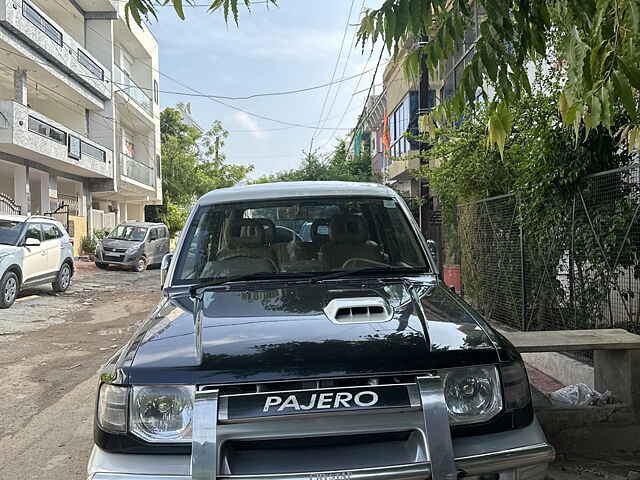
[0,0,161,249]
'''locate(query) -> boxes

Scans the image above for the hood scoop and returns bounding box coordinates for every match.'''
[324,297,393,324]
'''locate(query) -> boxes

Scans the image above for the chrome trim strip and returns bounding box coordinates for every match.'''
[218,383,416,398]
[191,389,219,480]
[89,443,555,480]
[416,376,457,480]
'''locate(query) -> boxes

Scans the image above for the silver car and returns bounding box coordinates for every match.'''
[94,222,170,272]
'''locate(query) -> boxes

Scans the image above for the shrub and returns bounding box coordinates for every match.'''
[81,235,97,255]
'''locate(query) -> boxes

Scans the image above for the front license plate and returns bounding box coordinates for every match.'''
[226,384,411,420]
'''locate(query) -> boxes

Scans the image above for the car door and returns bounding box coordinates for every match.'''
[21,223,47,282]
[159,227,170,257]
[147,228,159,263]
[40,223,63,274]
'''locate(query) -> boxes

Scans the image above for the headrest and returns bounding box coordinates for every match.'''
[328,214,368,244]
[311,219,330,243]
[227,219,267,248]
[250,218,276,243]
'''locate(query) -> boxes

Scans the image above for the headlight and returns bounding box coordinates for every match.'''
[442,365,502,425]
[97,384,128,433]
[130,385,195,442]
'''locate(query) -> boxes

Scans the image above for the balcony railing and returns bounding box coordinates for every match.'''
[120,153,154,186]
[113,64,153,116]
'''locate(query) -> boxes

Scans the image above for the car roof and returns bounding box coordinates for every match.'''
[119,222,166,227]
[0,214,60,224]
[198,181,399,206]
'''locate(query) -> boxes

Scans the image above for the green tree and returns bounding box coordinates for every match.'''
[153,107,253,232]
[126,0,640,154]
[254,139,374,184]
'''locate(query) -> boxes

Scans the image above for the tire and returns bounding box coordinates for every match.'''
[52,262,72,293]
[95,262,108,269]
[0,271,19,309]
[134,256,147,273]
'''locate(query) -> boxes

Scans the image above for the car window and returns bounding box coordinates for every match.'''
[149,228,158,241]
[24,223,42,243]
[0,220,24,246]
[173,197,429,283]
[108,225,147,242]
[41,223,62,241]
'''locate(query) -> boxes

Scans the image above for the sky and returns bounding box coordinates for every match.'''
[148,0,385,179]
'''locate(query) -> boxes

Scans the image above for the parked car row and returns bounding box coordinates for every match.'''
[0,215,171,309]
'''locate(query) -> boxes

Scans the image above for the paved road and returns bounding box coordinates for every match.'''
[0,262,162,480]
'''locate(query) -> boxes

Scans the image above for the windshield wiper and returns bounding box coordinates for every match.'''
[305,266,430,284]
[189,272,312,297]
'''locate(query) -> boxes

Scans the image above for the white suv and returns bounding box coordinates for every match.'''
[0,214,75,309]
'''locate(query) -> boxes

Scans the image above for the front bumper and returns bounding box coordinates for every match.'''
[95,250,139,267]
[87,419,554,480]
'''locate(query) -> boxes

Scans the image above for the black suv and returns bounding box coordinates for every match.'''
[89,182,554,480]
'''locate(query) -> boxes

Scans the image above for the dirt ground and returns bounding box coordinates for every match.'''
[1,262,639,480]
[0,262,161,480]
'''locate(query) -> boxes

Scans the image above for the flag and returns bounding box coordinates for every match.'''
[382,109,391,155]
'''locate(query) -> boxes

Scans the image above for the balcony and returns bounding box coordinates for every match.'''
[388,156,420,181]
[0,100,113,179]
[120,153,154,188]
[113,64,153,117]
[0,0,111,101]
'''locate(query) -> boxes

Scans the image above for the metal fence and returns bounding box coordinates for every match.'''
[455,165,640,355]
[0,192,21,215]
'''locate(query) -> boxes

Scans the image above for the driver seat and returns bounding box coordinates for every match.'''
[204,219,277,277]
[320,214,383,270]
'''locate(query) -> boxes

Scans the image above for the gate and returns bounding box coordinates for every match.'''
[0,192,21,215]
[44,203,70,233]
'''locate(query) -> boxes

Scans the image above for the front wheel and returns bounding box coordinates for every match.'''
[0,271,19,309]
[134,256,147,273]
[52,262,72,293]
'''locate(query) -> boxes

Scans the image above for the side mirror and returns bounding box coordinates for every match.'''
[25,237,41,247]
[426,239,439,272]
[160,253,174,289]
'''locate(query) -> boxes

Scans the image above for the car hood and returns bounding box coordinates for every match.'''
[114,278,502,385]
[101,238,141,249]
[0,244,20,255]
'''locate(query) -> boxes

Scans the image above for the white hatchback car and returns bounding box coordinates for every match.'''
[0,214,74,308]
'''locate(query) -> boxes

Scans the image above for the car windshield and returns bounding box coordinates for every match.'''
[108,225,147,242]
[173,196,429,284]
[0,219,24,246]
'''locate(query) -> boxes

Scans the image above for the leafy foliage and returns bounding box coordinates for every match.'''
[357,0,640,155]
[151,107,253,232]
[419,72,639,331]
[124,0,277,25]
[253,140,374,184]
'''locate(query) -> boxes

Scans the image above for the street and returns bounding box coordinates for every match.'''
[0,263,161,480]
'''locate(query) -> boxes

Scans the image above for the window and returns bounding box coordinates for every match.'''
[22,1,63,47]
[68,135,81,159]
[149,228,159,241]
[24,223,42,242]
[154,80,159,104]
[42,223,62,241]
[0,220,25,246]
[173,197,428,284]
[81,141,106,162]
[28,116,66,145]
[78,49,104,81]
[389,93,418,158]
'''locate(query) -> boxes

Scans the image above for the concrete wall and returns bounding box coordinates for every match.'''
[383,59,418,112]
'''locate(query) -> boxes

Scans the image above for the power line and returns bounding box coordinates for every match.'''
[310,0,357,144]
[314,0,366,147]
[46,0,351,130]
[346,45,385,153]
